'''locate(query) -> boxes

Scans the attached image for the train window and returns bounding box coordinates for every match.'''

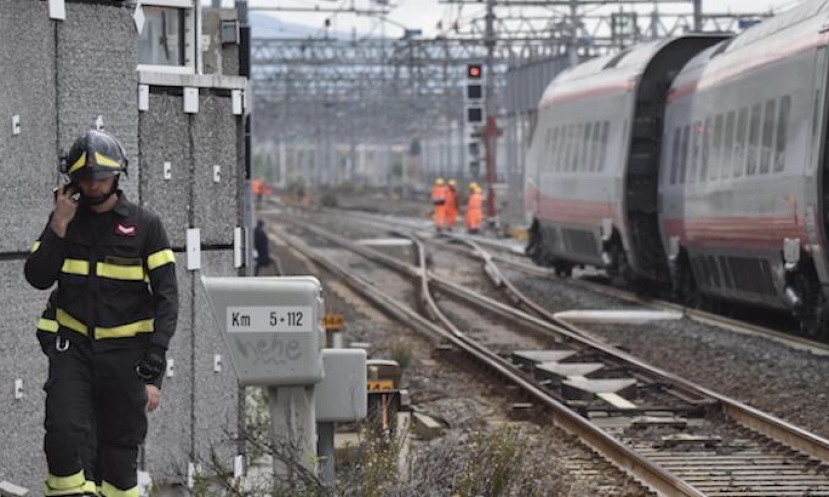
[760,99,776,174]
[563,124,572,172]
[575,123,584,171]
[567,124,579,171]
[555,126,565,171]
[688,120,701,184]
[550,127,559,172]
[670,127,681,185]
[582,123,592,172]
[746,103,762,176]
[591,122,601,171]
[573,124,584,171]
[680,125,690,184]
[711,114,724,181]
[599,121,609,172]
[775,96,791,172]
[700,117,712,182]
[723,111,735,179]
[734,107,748,177]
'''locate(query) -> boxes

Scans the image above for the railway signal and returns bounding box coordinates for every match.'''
[465,63,484,126]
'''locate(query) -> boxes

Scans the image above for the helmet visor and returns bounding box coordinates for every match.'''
[73,167,119,181]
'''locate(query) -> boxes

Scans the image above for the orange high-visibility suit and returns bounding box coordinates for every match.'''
[445,180,459,230]
[431,178,447,231]
[466,186,483,233]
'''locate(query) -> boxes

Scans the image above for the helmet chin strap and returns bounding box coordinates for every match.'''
[79,175,119,207]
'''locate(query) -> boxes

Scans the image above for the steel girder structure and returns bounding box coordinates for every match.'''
[252,37,521,145]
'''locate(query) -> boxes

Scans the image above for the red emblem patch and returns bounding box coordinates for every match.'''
[115,223,137,237]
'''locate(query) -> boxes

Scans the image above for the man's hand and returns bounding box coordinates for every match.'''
[50,182,78,238]
[146,385,160,412]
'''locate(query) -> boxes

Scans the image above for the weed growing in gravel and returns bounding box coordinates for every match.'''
[390,340,413,370]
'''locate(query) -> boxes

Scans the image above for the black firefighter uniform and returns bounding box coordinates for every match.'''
[25,192,178,497]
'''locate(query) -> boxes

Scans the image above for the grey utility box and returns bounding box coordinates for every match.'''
[202,276,325,386]
[315,349,368,423]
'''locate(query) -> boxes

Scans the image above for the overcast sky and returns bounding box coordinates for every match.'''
[234,0,800,39]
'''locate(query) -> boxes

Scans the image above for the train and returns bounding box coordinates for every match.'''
[524,0,829,336]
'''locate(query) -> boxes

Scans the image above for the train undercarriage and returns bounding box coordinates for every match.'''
[528,217,829,339]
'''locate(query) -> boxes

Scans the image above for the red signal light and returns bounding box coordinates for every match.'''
[467,64,482,79]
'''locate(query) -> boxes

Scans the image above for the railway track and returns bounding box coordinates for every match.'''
[269,210,829,496]
[333,208,829,357]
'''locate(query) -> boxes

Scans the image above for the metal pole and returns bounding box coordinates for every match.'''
[569,0,579,67]
[235,0,254,473]
[317,422,336,487]
[693,0,703,32]
[484,0,497,226]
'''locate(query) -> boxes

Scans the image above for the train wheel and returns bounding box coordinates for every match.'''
[554,261,573,278]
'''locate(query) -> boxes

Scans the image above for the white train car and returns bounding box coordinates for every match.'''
[659,0,829,333]
[525,36,724,286]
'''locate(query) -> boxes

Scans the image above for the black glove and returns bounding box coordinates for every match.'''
[136,344,167,382]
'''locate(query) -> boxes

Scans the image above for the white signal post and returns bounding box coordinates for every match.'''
[202,276,325,481]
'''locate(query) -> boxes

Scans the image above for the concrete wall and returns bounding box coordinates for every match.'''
[0,2,247,491]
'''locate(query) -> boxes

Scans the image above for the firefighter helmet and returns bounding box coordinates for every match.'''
[435,177,445,186]
[61,130,128,182]
[448,179,457,187]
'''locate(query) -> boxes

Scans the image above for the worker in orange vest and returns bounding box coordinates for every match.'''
[445,179,459,231]
[431,177,447,232]
[465,182,483,234]
[252,178,263,207]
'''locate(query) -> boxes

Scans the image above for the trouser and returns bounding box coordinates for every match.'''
[44,337,147,496]
[434,204,446,230]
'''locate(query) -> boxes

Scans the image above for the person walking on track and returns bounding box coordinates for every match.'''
[466,182,483,234]
[431,177,447,232]
[445,179,459,231]
[25,130,178,497]
[254,219,273,276]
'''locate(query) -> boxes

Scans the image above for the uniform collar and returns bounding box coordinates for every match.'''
[112,190,131,217]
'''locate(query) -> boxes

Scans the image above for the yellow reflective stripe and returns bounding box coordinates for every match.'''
[101,481,139,497]
[44,479,97,496]
[31,241,41,252]
[38,318,59,333]
[56,309,88,336]
[56,309,154,339]
[46,469,85,489]
[44,470,97,495]
[68,152,87,174]
[62,259,89,276]
[95,319,154,339]
[96,262,145,281]
[147,249,175,270]
[94,151,121,169]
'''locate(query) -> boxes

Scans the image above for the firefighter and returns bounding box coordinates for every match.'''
[25,130,178,497]
[445,179,459,231]
[466,182,483,234]
[431,177,447,232]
